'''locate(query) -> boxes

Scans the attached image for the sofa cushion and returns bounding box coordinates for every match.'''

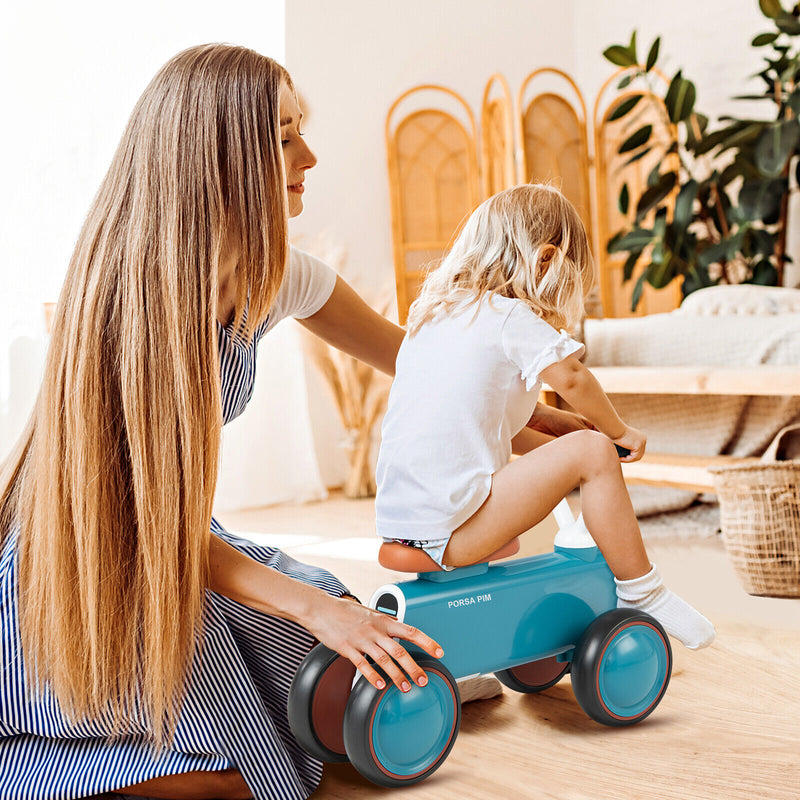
[677,285,800,316]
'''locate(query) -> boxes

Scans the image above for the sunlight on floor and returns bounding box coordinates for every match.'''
[233,532,324,549]
[290,537,382,561]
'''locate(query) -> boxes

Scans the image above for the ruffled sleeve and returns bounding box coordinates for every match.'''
[501,303,585,391]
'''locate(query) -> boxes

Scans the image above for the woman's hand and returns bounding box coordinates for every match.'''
[305,594,444,693]
[612,425,646,462]
[207,535,443,693]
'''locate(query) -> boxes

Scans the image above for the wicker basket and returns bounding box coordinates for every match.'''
[710,425,800,598]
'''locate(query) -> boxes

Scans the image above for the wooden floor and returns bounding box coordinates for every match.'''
[217,494,800,800]
[315,625,799,800]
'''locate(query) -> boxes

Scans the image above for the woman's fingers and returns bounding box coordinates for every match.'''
[353,639,430,693]
[346,649,389,692]
[390,621,444,662]
[362,641,416,692]
[366,634,435,692]
[344,613,444,693]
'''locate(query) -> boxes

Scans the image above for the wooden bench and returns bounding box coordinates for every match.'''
[544,366,800,493]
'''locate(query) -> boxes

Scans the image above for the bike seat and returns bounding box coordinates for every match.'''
[378,538,521,573]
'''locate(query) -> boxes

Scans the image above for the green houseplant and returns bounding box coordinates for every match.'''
[603,0,799,310]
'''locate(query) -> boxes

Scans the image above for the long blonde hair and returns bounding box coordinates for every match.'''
[0,44,290,745]
[406,184,594,335]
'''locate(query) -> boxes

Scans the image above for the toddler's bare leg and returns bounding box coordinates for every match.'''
[112,768,252,800]
[444,430,648,579]
[444,430,715,649]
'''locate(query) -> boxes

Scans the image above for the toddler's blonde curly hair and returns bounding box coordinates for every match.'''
[406,183,594,335]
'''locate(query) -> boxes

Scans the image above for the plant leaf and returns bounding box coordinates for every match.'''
[653,206,668,237]
[752,31,780,46]
[674,179,699,228]
[698,240,730,269]
[682,265,716,296]
[603,45,638,67]
[751,258,779,284]
[617,73,635,90]
[645,37,660,71]
[790,87,800,116]
[685,113,710,150]
[747,228,776,257]
[608,94,643,121]
[629,30,638,64]
[739,177,788,223]
[607,230,624,252]
[647,252,677,289]
[693,113,710,134]
[665,72,697,122]
[714,122,767,155]
[759,0,784,19]
[618,183,630,215]
[630,273,647,310]
[619,124,653,153]
[622,250,640,281]
[780,57,800,84]
[623,145,653,166]
[754,119,800,176]
[636,172,678,221]
[608,227,654,254]
[776,12,800,34]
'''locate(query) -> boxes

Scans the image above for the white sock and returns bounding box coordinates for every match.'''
[615,564,716,650]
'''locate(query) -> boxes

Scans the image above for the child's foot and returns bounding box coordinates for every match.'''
[457,674,503,703]
[615,564,716,649]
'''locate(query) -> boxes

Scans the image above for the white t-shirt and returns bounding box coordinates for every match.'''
[375,294,584,544]
[266,246,338,330]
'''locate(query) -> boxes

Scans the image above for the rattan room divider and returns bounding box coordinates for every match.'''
[386,67,683,324]
[481,73,516,200]
[385,85,481,325]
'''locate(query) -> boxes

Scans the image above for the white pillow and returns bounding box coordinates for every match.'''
[677,285,800,316]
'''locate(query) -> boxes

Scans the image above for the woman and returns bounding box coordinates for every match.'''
[0,44,444,800]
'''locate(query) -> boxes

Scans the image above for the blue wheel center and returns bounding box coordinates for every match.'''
[598,624,668,718]
[371,673,456,777]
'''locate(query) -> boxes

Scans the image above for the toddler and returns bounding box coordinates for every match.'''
[375,184,714,650]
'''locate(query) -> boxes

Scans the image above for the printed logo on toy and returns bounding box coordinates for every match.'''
[447,593,492,609]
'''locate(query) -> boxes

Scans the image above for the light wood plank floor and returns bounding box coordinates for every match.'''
[217,495,800,800]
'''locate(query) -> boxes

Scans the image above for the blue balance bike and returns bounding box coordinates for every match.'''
[288,498,672,787]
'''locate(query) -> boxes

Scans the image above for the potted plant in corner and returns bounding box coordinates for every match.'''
[603,0,800,311]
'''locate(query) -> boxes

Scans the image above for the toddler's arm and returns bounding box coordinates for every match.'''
[539,355,646,461]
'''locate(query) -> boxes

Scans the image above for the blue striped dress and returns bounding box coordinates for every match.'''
[0,250,348,799]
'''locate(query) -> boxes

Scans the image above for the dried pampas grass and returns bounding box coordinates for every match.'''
[296,236,392,498]
[303,332,391,497]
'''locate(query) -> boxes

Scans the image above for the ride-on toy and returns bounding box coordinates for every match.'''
[288,494,672,788]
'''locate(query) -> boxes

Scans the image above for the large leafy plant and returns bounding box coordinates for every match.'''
[603,0,798,310]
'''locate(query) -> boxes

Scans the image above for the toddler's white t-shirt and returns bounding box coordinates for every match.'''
[375,293,584,545]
